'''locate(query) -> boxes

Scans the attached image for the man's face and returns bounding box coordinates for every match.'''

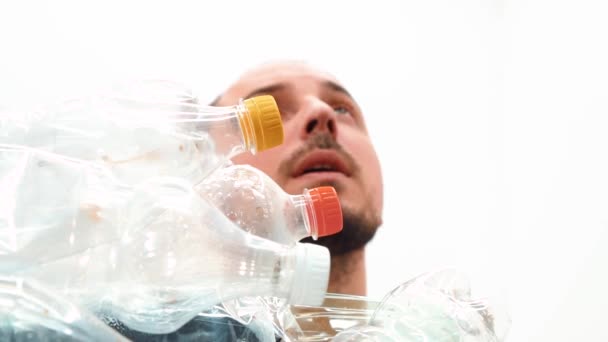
[216,62,383,254]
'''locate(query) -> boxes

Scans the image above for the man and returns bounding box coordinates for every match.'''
[214,60,384,296]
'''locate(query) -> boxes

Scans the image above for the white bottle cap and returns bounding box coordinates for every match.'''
[288,243,330,306]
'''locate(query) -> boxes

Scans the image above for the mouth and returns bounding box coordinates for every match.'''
[292,150,352,178]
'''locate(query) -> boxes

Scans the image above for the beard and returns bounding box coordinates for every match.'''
[300,206,380,256]
[280,132,381,255]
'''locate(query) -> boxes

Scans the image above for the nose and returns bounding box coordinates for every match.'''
[300,97,337,139]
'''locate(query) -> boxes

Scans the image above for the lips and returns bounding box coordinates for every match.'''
[292,150,352,177]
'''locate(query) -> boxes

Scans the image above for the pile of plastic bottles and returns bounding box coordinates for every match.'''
[0,81,509,341]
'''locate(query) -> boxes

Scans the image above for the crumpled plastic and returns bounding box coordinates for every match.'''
[1,82,510,341]
[332,269,510,341]
[255,268,510,342]
[0,274,128,342]
[104,299,276,342]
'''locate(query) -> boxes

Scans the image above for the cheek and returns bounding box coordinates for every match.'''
[361,148,384,212]
[340,135,384,211]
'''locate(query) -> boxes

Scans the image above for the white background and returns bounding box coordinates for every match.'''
[1,1,607,341]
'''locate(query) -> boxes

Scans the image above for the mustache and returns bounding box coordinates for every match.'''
[278,132,359,176]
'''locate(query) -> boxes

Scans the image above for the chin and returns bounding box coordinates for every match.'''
[300,205,380,256]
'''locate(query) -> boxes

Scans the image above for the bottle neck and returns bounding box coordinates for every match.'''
[221,243,327,307]
[178,102,256,166]
[213,242,298,302]
[287,191,318,241]
[235,100,258,155]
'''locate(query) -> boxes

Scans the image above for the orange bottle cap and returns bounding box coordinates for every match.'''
[306,186,343,238]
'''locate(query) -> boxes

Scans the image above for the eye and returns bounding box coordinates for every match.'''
[333,105,352,115]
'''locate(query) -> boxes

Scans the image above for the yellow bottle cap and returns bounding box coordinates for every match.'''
[243,95,284,152]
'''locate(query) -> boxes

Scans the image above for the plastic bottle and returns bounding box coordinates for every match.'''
[9,176,331,335]
[0,274,129,342]
[196,164,343,340]
[196,164,343,244]
[331,269,510,342]
[1,80,283,185]
[0,145,133,263]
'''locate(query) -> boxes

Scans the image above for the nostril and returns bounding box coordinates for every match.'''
[306,119,318,134]
[328,120,336,134]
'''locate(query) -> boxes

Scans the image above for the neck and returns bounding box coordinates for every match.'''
[326,248,367,296]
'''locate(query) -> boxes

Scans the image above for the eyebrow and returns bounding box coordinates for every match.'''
[241,80,355,101]
[322,81,354,100]
[243,83,287,100]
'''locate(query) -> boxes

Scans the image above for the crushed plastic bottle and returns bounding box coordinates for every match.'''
[0,274,129,342]
[0,144,167,273]
[0,145,131,263]
[8,176,331,335]
[196,164,343,244]
[331,269,510,342]
[1,80,283,186]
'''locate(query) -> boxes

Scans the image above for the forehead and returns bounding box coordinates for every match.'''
[221,63,344,102]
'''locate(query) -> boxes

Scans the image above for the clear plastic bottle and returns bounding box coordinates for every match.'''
[0,145,133,264]
[0,274,129,342]
[331,269,510,342]
[196,163,343,340]
[9,177,331,335]
[1,80,283,185]
[196,164,343,244]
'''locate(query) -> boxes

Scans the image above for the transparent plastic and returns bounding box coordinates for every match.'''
[107,303,276,342]
[0,80,281,186]
[280,293,381,341]
[7,176,330,334]
[196,164,343,244]
[332,269,511,342]
[0,275,128,341]
[106,293,375,341]
[0,145,131,262]
[267,269,510,342]
[195,163,342,341]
